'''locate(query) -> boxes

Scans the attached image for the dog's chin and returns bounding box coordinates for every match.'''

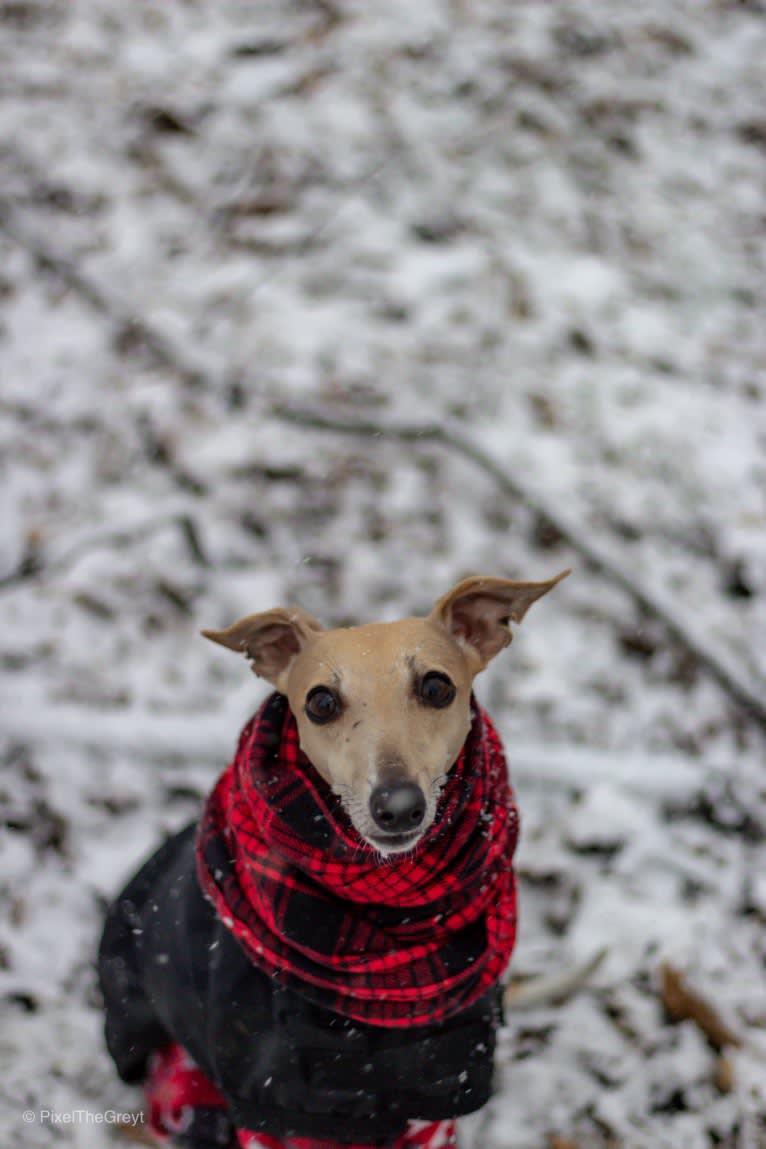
[360,828,426,857]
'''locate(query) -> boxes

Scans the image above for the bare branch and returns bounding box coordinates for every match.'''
[0,198,207,388]
[504,947,608,1010]
[0,513,208,591]
[272,403,766,733]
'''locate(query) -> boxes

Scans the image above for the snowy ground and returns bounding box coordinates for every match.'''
[2,1,766,1146]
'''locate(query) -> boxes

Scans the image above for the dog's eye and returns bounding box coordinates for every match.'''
[305,686,341,724]
[418,672,456,709]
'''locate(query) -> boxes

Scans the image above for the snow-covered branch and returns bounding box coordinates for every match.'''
[273,402,766,733]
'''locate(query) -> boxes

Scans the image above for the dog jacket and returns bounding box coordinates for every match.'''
[99,692,519,1146]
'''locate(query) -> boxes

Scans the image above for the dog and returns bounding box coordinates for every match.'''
[99,571,568,1149]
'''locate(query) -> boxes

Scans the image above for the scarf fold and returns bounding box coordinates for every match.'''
[196,692,518,1027]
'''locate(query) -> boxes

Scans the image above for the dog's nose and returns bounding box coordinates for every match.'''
[369,782,426,833]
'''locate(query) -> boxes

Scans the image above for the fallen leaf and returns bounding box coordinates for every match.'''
[659,962,741,1051]
[112,1117,155,1145]
[714,1053,735,1094]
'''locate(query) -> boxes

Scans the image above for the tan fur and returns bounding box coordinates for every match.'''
[203,570,569,854]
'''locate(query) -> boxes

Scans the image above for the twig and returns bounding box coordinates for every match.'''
[0,198,207,389]
[504,947,608,1010]
[0,512,208,591]
[272,402,766,733]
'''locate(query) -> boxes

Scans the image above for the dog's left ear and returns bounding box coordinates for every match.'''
[202,607,323,692]
[430,570,570,669]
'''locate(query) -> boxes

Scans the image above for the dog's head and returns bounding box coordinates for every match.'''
[203,572,568,855]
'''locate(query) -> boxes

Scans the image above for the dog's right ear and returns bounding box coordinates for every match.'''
[202,607,323,692]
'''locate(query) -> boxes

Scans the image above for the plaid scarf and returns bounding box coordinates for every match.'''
[196,692,518,1027]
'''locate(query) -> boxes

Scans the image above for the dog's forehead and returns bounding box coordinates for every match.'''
[297,617,465,680]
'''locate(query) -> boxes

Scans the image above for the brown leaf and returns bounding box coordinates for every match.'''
[714,1053,735,1094]
[659,962,742,1051]
[112,1117,155,1145]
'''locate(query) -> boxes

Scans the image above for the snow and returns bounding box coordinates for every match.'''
[1,0,766,1146]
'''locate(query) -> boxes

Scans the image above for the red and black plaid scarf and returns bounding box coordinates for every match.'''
[196,692,518,1027]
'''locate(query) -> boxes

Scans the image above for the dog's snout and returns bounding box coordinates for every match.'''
[369,781,426,833]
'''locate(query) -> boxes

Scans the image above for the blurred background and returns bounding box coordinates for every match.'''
[1,1,765,1146]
